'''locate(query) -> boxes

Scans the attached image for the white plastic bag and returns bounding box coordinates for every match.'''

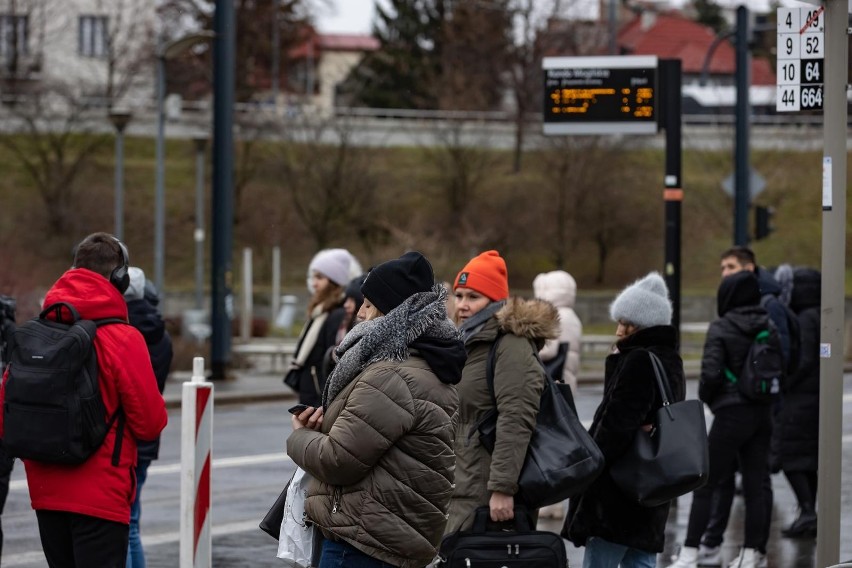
[277,466,318,567]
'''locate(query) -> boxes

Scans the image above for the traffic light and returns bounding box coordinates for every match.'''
[754,205,774,240]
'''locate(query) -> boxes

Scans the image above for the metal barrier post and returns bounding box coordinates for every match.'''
[180,357,214,568]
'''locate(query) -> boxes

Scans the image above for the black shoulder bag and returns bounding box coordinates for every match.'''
[609,351,709,507]
[473,334,604,509]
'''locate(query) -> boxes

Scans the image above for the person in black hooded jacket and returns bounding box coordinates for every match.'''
[775,267,820,538]
[124,267,173,568]
[668,271,781,568]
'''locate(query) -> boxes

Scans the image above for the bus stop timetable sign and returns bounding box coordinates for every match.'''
[776,6,824,112]
[543,55,659,135]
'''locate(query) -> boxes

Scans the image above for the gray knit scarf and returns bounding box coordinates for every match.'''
[321,283,460,408]
[458,300,505,343]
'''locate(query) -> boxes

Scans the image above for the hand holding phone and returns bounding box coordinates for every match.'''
[288,403,310,415]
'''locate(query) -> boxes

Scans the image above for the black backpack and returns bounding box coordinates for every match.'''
[3,302,125,465]
[725,327,785,404]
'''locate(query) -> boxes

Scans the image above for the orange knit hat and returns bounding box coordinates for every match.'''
[453,250,509,301]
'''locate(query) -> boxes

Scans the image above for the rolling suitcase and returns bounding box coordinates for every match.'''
[437,507,568,567]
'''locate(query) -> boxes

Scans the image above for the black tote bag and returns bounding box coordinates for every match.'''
[259,470,296,540]
[609,351,709,507]
[473,335,604,509]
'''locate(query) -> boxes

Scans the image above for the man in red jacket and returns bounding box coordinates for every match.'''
[0,232,168,567]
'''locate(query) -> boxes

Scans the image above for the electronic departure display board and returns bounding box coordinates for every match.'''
[543,56,659,135]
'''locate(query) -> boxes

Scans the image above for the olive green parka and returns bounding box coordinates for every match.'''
[446,297,559,533]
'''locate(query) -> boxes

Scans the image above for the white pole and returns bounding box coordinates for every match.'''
[241,248,252,340]
[271,246,281,328]
[180,357,214,568]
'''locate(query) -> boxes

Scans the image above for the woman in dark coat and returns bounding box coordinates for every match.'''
[286,249,358,407]
[777,268,820,538]
[564,272,685,568]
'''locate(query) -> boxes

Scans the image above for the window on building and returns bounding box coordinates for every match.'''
[79,15,108,58]
[0,14,29,59]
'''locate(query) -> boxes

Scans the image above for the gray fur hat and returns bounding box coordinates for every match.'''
[609,271,672,328]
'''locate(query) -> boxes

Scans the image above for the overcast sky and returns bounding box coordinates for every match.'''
[312,0,825,35]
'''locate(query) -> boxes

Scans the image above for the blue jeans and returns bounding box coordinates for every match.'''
[318,539,394,568]
[126,459,151,568]
[582,537,656,568]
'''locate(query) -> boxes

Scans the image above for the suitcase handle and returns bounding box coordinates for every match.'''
[471,506,533,533]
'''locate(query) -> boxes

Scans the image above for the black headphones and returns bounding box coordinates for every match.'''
[110,237,130,294]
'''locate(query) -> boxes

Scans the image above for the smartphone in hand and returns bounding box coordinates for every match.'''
[288,403,310,415]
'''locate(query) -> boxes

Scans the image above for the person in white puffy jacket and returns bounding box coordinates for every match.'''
[533,270,583,393]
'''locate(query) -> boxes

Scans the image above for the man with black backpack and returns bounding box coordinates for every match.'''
[0,232,168,568]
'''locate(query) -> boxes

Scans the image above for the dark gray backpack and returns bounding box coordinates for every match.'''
[3,302,124,465]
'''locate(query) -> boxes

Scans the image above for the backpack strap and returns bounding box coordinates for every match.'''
[484,334,506,409]
[94,318,128,467]
[40,302,82,324]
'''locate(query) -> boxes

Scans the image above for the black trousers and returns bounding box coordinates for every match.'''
[36,510,129,568]
[684,404,772,550]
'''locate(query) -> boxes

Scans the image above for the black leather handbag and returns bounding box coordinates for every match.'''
[473,335,604,509]
[259,470,295,540]
[437,507,567,568]
[609,351,709,507]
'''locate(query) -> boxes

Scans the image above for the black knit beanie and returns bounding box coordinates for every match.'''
[360,251,434,315]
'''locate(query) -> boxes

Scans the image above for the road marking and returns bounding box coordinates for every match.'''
[9,452,292,492]
[143,519,261,547]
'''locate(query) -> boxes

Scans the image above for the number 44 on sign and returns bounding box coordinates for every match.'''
[776,6,824,112]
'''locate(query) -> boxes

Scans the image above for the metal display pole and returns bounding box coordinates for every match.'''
[816,2,846,565]
[660,59,682,348]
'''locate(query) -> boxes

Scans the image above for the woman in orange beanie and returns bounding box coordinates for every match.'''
[446,250,560,533]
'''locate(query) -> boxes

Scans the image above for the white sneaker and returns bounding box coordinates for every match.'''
[667,546,698,568]
[728,548,761,568]
[697,544,722,566]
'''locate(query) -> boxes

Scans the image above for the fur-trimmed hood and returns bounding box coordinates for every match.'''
[495,297,560,347]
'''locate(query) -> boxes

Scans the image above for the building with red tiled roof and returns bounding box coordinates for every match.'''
[616,11,776,112]
[287,32,380,113]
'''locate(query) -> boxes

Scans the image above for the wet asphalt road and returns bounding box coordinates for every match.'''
[2,375,851,567]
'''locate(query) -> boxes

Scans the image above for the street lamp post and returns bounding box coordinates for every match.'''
[153,31,215,295]
[108,110,132,241]
[193,135,208,310]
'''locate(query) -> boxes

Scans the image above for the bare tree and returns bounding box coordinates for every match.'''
[539,135,657,284]
[0,0,156,234]
[420,119,501,248]
[275,113,378,250]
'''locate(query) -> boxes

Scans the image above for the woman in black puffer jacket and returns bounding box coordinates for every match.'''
[776,268,820,538]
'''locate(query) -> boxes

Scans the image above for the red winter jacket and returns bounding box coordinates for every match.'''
[0,268,168,524]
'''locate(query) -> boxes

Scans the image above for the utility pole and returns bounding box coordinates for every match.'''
[733,5,750,246]
[816,2,847,565]
[211,0,235,380]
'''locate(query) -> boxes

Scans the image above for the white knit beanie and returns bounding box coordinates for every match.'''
[308,249,353,287]
[124,267,146,301]
[609,271,672,328]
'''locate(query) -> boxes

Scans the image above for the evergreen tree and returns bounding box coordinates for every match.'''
[693,0,727,34]
[344,0,446,109]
